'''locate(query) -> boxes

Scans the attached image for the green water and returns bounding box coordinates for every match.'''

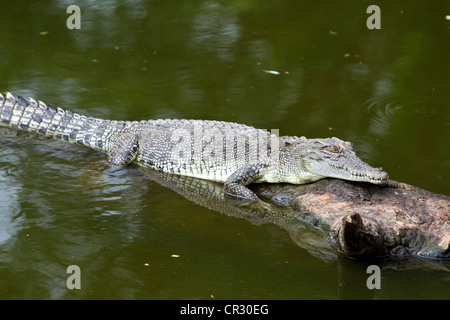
[0,0,449,299]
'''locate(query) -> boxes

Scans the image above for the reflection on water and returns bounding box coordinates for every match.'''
[191,1,240,62]
[55,0,150,49]
[0,140,151,298]
[138,168,338,262]
[0,171,20,245]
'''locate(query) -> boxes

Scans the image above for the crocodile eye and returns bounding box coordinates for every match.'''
[326,145,340,153]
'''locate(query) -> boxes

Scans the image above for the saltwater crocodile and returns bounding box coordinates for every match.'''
[0,92,389,202]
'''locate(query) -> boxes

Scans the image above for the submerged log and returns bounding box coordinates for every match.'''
[140,168,450,261]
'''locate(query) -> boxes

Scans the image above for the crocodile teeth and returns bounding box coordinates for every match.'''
[349,172,384,182]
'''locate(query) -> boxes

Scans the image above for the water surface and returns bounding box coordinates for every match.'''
[0,0,449,299]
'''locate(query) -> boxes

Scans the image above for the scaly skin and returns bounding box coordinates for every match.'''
[0,92,389,202]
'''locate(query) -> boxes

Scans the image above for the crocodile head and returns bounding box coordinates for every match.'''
[281,136,389,184]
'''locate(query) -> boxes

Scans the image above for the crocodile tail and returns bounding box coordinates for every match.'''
[0,92,112,151]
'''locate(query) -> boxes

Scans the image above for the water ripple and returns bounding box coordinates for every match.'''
[365,93,429,136]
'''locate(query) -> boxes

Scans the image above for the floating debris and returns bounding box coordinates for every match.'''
[171,254,180,258]
[263,70,280,75]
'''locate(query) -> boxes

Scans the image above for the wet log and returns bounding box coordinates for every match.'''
[140,168,450,261]
[254,179,449,260]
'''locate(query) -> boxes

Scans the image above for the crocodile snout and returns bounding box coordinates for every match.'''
[374,167,389,181]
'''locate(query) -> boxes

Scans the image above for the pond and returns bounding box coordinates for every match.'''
[0,0,449,299]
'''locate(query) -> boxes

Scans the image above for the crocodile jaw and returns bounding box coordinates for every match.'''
[324,163,388,184]
[297,137,389,185]
[289,164,388,185]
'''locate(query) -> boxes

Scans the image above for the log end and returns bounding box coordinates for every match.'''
[338,213,387,258]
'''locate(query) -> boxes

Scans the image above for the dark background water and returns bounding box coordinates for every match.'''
[0,0,449,299]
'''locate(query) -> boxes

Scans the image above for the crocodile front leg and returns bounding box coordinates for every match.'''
[224,164,268,203]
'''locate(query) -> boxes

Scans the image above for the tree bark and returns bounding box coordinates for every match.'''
[255,179,449,259]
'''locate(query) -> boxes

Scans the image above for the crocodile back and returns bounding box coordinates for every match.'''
[135,119,279,182]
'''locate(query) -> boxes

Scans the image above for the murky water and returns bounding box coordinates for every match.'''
[0,0,449,299]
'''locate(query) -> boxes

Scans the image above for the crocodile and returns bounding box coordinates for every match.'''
[0,92,389,202]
